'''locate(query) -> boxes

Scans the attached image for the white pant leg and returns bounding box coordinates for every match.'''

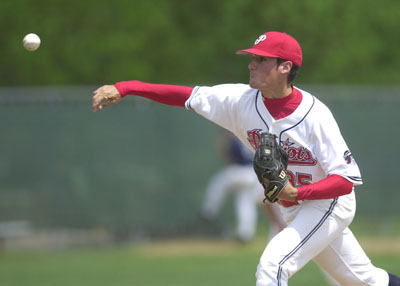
[313,227,389,286]
[201,166,237,218]
[256,192,356,286]
[264,203,286,241]
[321,269,341,286]
[235,182,261,241]
[201,165,261,220]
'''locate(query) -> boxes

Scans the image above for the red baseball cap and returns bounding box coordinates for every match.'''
[236,31,303,67]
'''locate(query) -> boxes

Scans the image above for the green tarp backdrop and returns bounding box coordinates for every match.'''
[0,85,399,237]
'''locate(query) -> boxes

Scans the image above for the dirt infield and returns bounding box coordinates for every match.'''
[137,236,400,257]
[359,237,400,255]
[136,238,250,257]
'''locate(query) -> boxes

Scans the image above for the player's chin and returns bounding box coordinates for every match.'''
[249,80,258,89]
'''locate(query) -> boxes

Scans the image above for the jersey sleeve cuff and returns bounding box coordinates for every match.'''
[114,81,128,98]
[185,86,200,110]
[330,173,363,186]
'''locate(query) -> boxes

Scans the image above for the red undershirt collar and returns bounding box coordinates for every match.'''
[261,87,303,120]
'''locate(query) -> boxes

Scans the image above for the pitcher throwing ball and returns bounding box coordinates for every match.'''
[92,31,400,286]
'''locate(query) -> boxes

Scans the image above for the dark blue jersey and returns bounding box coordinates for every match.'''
[228,137,253,165]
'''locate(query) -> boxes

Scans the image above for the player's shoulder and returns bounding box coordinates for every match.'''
[191,83,257,105]
[195,83,255,96]
[296,87,333,116]
[186,83,256,111]
[295,87,338,131]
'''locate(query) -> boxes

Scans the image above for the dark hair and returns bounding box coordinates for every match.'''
[276,58,299,84]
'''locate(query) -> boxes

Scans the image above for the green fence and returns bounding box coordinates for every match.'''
[0,85,399,239]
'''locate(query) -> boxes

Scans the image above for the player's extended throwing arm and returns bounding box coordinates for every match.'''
[92,80,193,112]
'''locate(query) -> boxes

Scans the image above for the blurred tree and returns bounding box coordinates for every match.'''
[0,0,399,86]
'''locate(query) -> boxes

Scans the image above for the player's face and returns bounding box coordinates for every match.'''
[248,56,281,90]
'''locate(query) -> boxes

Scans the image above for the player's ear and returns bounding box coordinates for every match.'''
[278,60,293,74]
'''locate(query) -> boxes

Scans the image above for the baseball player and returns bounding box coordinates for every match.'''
[92,31,400,286]
[200,130,285,242]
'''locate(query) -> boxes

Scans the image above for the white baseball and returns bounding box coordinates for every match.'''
[23,33,41,51]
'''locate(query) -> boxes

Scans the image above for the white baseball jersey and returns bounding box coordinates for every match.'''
[185,83,362,189]
[185,84,389,286]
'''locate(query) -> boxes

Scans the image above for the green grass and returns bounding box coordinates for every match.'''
[0,237,399,286]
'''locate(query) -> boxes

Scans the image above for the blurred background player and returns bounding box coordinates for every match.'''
[200,130,285,242]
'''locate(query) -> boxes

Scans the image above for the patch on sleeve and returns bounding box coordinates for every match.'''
[343,150,355,165]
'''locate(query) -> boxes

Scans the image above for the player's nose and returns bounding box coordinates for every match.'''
[248,58,256,70]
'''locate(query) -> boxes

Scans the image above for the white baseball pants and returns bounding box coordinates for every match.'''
[255,191,389,286]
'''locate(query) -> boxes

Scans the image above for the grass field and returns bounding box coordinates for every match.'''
[0,236,399,286]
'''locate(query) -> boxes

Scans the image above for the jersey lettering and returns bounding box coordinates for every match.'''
[246,129,262,150]
[282,138,317,166]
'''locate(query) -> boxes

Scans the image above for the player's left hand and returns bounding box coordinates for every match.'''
[92,85,122,112]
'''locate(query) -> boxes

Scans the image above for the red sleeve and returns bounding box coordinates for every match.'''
[114,80,193,107]
[296,174,353,201]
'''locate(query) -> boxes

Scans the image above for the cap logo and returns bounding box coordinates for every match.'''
[254,34,267,45]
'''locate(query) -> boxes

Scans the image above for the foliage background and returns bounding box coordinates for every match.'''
[1,0,399,87]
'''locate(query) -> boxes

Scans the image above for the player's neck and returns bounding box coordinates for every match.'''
[261,85,292,99]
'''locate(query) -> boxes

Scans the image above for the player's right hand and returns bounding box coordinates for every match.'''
[92,85,122,112]
[276,181,298,202]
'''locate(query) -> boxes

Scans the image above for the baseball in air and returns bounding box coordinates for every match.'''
[23,33,41,51]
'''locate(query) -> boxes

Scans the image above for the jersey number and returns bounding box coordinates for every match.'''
[287,171,312,187]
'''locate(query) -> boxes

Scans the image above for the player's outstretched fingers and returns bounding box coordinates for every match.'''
[92,85,122,112]
[92,88,106,112]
